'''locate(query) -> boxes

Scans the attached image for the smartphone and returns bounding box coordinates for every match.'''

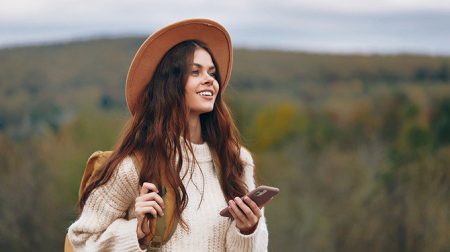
[219,185,279,217]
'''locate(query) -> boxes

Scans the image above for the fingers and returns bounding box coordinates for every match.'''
[228,204,238,220]
[136,192,165,209]
[234,197,259,223]
[136,201,165,217]
[140,182,158,195]
[139,206,159,218]
[136,182,165,221]
[243,196,262,218]
[228,200,245,223]
[229,197,257,224]
[136,182,162,240]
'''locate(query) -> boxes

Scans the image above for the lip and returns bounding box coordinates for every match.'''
[196,89,215,95]
[200,96,214,101]
[198,93,215,100]
[196,89,215,100]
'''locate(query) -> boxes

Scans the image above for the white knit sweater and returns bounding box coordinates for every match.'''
[67,142,269,251]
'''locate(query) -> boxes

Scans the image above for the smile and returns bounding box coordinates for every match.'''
[197,91,213,96]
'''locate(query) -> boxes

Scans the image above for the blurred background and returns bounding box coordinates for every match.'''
[1,0,449,251]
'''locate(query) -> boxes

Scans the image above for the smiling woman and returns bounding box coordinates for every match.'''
[65,18,269,252]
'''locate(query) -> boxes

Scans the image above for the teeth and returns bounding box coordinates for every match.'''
[198,91,213,96]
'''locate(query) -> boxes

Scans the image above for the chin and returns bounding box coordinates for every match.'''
[196,106,214,114]
[202,108,214,114]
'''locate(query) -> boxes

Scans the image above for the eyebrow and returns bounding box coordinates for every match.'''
[192,63,216,71]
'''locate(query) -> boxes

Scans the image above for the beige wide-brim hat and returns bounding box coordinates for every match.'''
[125,18,233,115]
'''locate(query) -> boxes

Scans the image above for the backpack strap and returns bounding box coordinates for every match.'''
[79,150,113,198]
[130,153,178,250]
[159,167,178,242]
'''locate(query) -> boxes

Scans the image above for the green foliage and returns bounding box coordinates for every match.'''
[431,97,450,147]
[252,102,303,150]
[0,38,450,251]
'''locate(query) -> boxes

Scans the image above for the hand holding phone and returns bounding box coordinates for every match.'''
[220,185,279,217]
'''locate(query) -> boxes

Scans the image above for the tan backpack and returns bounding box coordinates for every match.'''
[65,151,178,251]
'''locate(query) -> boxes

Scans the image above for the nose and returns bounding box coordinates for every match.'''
[202,73,214,86]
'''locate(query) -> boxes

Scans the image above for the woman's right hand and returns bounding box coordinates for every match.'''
[135,182,165,240]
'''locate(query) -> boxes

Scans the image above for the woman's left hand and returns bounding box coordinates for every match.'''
[227,196,272,235]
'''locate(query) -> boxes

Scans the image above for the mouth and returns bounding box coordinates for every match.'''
[196,90,213,97]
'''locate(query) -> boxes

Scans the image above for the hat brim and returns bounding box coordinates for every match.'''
[126,18,233,115]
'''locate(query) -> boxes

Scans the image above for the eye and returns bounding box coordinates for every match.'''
[209,71,216,77]
[191,70,199,76]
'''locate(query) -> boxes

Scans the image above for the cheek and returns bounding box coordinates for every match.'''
[185,86,199,105]
[185,79,197,95]
[185,77,195,91]
[185,90,196,106]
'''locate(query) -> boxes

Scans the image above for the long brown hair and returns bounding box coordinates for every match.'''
[79,40,248,227]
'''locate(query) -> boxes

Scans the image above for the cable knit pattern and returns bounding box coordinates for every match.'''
[67,143,268,251]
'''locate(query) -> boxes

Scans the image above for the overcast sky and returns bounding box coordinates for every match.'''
[1,0,449,54]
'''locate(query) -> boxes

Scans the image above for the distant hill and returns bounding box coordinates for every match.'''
[0,37,449,139]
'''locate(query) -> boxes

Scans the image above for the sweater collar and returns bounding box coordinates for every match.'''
[181,139,212,162]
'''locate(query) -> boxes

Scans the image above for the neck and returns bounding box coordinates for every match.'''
[188,113,203,144]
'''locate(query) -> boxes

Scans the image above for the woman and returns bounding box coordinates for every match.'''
[67,18,269,251]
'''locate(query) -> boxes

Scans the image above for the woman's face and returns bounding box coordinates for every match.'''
[184,48,220,117]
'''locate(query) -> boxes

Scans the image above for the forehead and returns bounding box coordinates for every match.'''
[192,48,214,67]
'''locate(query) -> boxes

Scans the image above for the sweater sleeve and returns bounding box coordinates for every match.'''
[225,147,269,252]
[67,157,146,252]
